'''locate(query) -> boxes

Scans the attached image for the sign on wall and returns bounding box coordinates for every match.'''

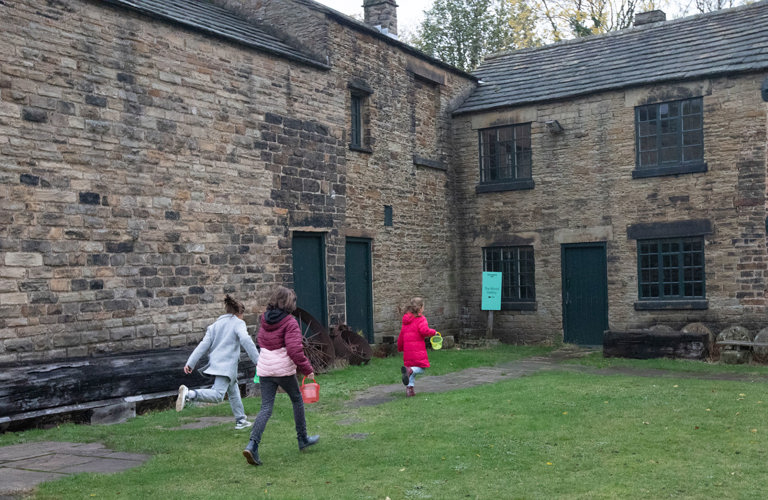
[481,272,502,311]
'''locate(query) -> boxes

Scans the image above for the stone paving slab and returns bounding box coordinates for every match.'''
[0,441,150,497]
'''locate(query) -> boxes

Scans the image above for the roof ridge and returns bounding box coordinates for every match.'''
[482,0,768,64]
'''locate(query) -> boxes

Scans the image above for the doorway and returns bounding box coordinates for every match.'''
[345,238,374,342]
[561,243,608,346]
[292,232,327,328]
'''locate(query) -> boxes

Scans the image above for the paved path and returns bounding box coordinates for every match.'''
[4,346,768,498]
[0,441,150,498]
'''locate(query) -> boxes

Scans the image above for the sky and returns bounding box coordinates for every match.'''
[314,0,434,35]
[312,1,714,37]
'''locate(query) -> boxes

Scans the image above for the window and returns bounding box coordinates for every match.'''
[348,80,373,153]
[483,246,535,308]
[350,93,363,148]
[384,205,393,226]
[634,97,705,178]
[637,237,705,300]
[477,124,533,192]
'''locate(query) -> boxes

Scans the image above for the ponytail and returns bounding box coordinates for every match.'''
[224,294,245,315]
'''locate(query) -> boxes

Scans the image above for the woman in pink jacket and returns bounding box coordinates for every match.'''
[242,286,318,466]
[397,297,437,397]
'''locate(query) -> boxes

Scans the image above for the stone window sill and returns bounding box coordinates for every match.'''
[632,162,707,179]
[349,144,373,154]
[500,301,537,311]
[476,178,535,193]
[634,300,708,311]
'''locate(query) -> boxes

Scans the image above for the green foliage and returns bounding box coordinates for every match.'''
[413,0,518,71]
[411,0,752,71]
[4,346,768,499]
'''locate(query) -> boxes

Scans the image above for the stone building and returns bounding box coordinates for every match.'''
[2,0,768,422]
[0,0,474,421]
[452,2,768,345]
[0,0,474,363]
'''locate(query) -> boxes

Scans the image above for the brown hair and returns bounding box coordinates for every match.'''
[224,294,245,315]
[268,286,297,313]
[405,297,424,316]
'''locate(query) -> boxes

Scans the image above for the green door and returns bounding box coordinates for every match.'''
[561,243,608,346]
[345,238,374,342]
[292,232,327,328]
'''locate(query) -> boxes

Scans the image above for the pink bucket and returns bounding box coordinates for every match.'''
[300,376,320,404]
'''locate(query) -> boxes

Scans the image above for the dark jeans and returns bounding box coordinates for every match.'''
[249,375,307,444]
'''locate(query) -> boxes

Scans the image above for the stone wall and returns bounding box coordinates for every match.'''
[249,1,477,340]
[0,0,476,365]
[453,74,768,343]
[0,0,345,363]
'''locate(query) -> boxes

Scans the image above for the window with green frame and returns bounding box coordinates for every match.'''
[477,123,533,192]
[637,237,705,300]
[483,246,535,304]
[634,97,705,178]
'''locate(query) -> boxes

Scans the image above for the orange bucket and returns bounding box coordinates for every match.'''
[300,376,320,404]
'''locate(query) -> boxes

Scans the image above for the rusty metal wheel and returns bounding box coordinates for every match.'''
[292,307,335,373]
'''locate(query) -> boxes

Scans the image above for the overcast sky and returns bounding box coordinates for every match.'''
[313,0,434,34]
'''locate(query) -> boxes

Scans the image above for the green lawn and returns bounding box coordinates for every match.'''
[4,346,768,499]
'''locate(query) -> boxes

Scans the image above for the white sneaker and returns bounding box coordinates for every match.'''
[235,419,252,430]
[176,385,189,412]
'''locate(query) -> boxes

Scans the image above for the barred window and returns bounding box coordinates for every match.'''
[635,97,704,175]
[483,246,535,302]
[638,237,705,300]
[479,124,532,185]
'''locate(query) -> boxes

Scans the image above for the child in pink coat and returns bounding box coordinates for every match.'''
[397,297,437,397]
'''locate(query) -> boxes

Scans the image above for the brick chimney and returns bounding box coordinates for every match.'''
[633,10,666,26]
[364,0,398,36]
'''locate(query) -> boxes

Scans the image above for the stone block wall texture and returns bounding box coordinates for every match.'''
[250,1,476,340]
[0,0,475,364]
[453,75,768,343]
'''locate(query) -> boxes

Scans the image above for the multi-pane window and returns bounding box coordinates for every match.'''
[635,97,703,169]
[483,246,535,303]
[637,237,705,300]
[350,93,363,148]
[479,124,532,183]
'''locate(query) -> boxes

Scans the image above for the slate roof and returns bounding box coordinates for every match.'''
[101,0,329,69]
[455,0,768,115]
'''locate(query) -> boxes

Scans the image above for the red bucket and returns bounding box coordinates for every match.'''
[300,376,320,404]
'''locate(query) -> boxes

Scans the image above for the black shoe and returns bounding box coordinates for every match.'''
[298,434,319,451]
[401,366,412,386]
[243,440,261,466]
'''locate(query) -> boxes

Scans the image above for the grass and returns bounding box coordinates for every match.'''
[568,350,768,375]
[3,345,768,499]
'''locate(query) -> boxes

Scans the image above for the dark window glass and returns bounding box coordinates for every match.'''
[635,97,703,169]
[637,237,705,300]
[483,246,535,302]
[479,124,532,183]
[384,205,393,226]
[351,93,362,148]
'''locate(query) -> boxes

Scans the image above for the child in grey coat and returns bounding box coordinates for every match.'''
[176,295,260,430]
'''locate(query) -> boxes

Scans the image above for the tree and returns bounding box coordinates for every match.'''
[505,0,543,50]
[693,0,739,13]
[412,0,750,71]
[413,0,518,72]
[537,0,659,42]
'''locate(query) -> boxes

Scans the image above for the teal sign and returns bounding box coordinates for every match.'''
[482,272,502,311]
